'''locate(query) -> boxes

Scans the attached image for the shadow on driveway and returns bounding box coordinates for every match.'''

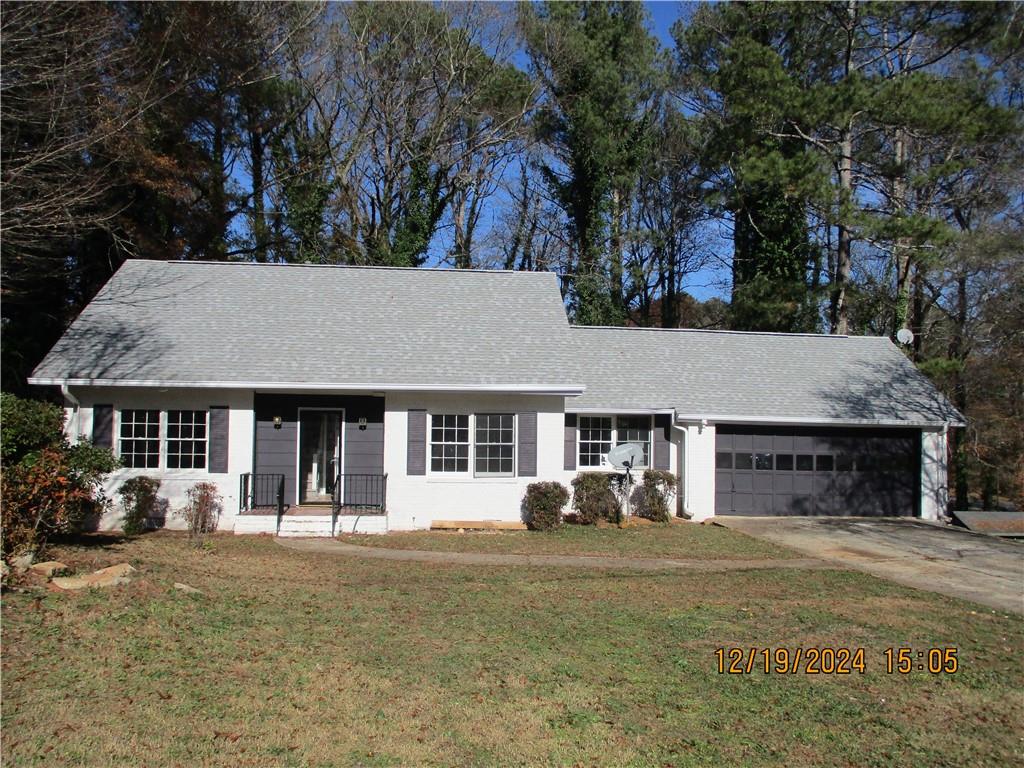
[715,517,1024,615]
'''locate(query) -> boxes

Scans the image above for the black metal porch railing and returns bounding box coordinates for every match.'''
[332,473,387,531]
[240,473,285,520]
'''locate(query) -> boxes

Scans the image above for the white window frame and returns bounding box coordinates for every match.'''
[427,413,518,478]
[429,413,471,474]
[117,408,162,469]
[473,413,516,478]
[577,414,653,469]
[578,415,613,468]
[615,415,653,469]
[166,409,209,470]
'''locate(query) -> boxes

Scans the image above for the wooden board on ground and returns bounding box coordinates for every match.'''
[430,520,527,531]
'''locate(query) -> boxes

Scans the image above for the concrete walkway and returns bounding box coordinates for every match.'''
[715,517,1024,615]
[275,537,829,573]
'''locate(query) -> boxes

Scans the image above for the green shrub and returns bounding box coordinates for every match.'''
[1,444,120,558]
[524,481,570,531]
[118,477,161,535]
[634,470,676,522]
[1,392,64,465]
[184,482,222,541]
[571,472,621,525]
[1,393,120,559]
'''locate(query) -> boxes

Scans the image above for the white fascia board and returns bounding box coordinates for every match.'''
[28,377,586,396]
[673,413,963,429]
[566,407,676,415]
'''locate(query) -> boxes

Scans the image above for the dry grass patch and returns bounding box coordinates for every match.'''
[2,532,1021,767]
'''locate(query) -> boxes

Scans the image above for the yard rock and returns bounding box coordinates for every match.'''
[29,561,70,578]
[173,582,203,595]
[51,563,136,591]
[10,552,35,573]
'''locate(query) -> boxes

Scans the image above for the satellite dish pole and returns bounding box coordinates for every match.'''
[606,443,646,523]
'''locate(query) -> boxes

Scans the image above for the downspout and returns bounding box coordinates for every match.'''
[61,384,80,444]
[671,424,689,518]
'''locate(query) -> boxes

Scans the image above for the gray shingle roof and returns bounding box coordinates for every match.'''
[30,260,582,393]
[568,326,963,426]
[32,260,962,426]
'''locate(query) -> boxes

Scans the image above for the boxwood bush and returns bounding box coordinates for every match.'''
[118,476,162,535]
[634,470,676,522]
[524,481,569,531]
[571,472,621,525]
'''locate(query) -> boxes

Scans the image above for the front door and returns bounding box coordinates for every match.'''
[298,410,342,505]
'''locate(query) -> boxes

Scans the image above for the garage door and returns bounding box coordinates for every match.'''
[714,426,920,517]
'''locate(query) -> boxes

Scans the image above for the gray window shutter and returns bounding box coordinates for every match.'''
[654,414,671,470]
[208,406,229,473]
[407,409,426,475]
[518,412,537,477]
[93,404,113,448]
[564,413,577,471]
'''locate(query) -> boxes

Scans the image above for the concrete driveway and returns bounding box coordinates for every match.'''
[715,517,1024,615]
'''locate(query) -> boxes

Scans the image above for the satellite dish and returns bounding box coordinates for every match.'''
[606,443,645,470]
[896,328,914,345]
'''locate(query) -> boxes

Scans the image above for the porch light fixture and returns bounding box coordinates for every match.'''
[273,416,283,429]
[358,417,368,431]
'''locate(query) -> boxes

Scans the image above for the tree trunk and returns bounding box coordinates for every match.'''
[452,190,470,269]
[892,128,913,338]
[950,271,969,509]
[830,0,857,336]
[210,100,228,260]
[910,263,925,362]
[830,125,853,335]
[247,102,267,262]
[609,187,624,314]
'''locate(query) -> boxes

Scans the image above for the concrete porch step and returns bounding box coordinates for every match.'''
[233,511,387,537]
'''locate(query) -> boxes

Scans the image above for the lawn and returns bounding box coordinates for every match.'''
[337,521,799,560]
[2,532,1022,767]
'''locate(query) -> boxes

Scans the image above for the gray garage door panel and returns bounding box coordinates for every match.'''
[715,426,920,517]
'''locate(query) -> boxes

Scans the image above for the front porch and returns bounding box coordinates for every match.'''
[237,471,388,536]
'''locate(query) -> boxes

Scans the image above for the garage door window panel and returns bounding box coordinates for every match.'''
[735,453,753,470]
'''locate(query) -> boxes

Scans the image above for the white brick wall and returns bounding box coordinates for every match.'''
[384,392,566,530]
[920,428,949,521]
[679,422,716,521]
[67,386,254,532]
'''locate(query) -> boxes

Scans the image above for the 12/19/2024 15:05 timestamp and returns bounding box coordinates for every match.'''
[714,648,959,675]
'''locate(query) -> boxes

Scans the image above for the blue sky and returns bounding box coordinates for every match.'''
[229,1,731,302]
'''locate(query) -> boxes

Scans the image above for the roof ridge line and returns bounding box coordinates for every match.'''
[124,259,555,277]
[571,325,858,340]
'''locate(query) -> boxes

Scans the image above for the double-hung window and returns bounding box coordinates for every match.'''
[167,410,208,469]
[578,415,653,468]
[119,409,160,468]
[117,408,210,470]
[430,414,469,472]
[578,416,612,467]
[616,416,652,467]
[430,413,516,476]
[475,414,514,476]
